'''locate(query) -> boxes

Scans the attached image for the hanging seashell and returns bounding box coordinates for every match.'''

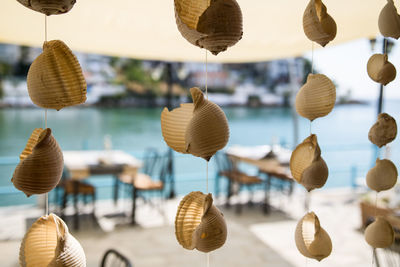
[161,87,229,161]
[174,0,243,55]
[368,113,397,148]
[303,0,337,47]
[367,54,396,86]
[27,40,87,110]
[290,134,328,192]
[175,191,227,253]
[16,0,76,15]
[295,212,332,261]
[365,216,394,248]
[295,74,336,121]
[12,128,63,197]
[366,158,398,192]
[378,0,400,39]
[20,213,86,266]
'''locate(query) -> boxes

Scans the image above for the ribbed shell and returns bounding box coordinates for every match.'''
[378,0,400,39]
[27,40,87,110]
[12,128,63,197]
[365,217,394,248]
[20,213,86,266]
[174,0,243,55]
[303,0,337,47]
[175,191,227,253]
[368,113,397,148]
[161,87,229,161]
[295,74,336,121]
[367,54,396,86]
[290,134,328,192]
[16,0,76,15]
[295,212,332,261]
[366,158,398,192]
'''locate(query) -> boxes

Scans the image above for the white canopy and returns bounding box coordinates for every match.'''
[0,0,384,63]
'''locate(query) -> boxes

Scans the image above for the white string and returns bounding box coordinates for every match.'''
[311,42,314,74]
[207,253,210,267]
[205,49,208,100]
[44,15,49,216]
[45,15,48,42]
[309,121,312,135]
[206,161,209,193]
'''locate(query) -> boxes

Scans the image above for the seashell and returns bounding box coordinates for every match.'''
[16,0,76,16]
[174,0,243,55]
[20,213,86,266]
[367,54,396,86]
[368,113,397,148]
[365,216,394,248]
[378,0,400,39]
[295,74,336,121]
[303,0,337,47]
[175,191,227,253]
[12,128,64,197]
[295,212,332,261]
[27,40,87,110]
[161,87,229,161]
[290,134,328,192]
[366,158,398,192]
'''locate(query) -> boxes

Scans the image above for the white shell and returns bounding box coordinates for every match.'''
[367,54,396,86]
[366,158,398,192]
[365,217,394,248]
[378,0,400,39]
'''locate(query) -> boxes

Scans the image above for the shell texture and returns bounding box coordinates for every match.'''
[379,0,400,39]
[365,217,394,248]
[27,40,87,110]
[367,54,396,86]
[16,0,76,15]
[366,158,398,192]
[368,113,397,148]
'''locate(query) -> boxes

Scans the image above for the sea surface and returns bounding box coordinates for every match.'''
[0,100,399,206]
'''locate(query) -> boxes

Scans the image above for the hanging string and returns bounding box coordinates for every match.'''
[384,38,387,54]
[44,14,49,216]
[204,48,210,267]
[311,42,314,74]
[309,121,312,135]
[45,15,48,42]
[205,49,208,99]
[207,253,210,267]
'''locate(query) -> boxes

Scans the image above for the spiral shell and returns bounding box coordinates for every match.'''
[12,128,63,197]
[303,0,337,47]
[27,40,87,110]
[290,134,328,192]
[366,158,398,192]
[295,212,332,261]
[365,217,394,248]
[378,0,400,39]
[368,113,397,148]
[174,0,243,55]
[175,191,227,253]
[161,87,229,161]
[295,74,336,121]
[16,0,76,15]
[20,213,86,266]
[367,54,396,86]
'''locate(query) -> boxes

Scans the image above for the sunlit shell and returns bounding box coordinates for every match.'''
[290,134,328,192]
[365,217,394,248]
[16,0,76,15]
[367,54,396,86]
[12,128,63,197]
[366,158,398,192]
[20,213,86,266]
[175,191,227,253]
[368,113,397,148]
[295,74,336,121]
[379,0,400,39]
[174,0,243,55]
[303,0,337,47]
[161,87,229,161]
[295,212,332,261]
[27,40,87,110]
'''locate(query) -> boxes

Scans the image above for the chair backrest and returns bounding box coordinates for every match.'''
[142,148,159,176]
[158,151,173,184]
[100,249,133,267]
[214,151,234,173]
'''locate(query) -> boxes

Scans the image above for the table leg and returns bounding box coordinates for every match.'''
[263,174,271,214]
[73,181,79,230]
[131,187,137,225]
[113,176,119,206]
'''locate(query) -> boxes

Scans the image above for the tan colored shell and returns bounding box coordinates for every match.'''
[161,87,229,161]
[174,0,243,55]
[368,113,397,148]
[365,216,394,248]
[16,0,76,15]
[290,134,328,192]
[27,40,87,110]
[303,0,337,47]
[366,158,398,192]
[175,191,227,253]
[367,54,397,86]
[12,128,64,197]
[378,0,400,39]
[295,74,336,121]
[295,212,332,261]
[20,213,86,266]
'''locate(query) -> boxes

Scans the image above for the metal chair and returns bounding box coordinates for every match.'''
[100,249,132,267]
